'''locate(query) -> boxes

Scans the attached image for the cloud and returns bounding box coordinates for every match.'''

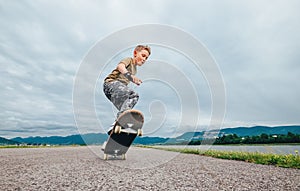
[213,1,300,126]
[1,0,300,138]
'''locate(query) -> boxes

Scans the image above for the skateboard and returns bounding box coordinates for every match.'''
[103,109,144,160]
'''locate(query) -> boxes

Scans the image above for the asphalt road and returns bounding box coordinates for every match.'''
[0,146,299,190]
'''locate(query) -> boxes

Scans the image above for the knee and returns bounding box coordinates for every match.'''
[129,91,139,100]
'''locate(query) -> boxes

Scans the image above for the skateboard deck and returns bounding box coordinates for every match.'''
[103,109,144,160]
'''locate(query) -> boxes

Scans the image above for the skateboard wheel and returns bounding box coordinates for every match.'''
[104,154,108,160]
[137,129,142,136]
[121,154,126,160]
[114,125,121,134]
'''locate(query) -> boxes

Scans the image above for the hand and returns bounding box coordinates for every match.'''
[132,76,142,85]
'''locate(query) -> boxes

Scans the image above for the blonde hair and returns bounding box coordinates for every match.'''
[134,45,151,55]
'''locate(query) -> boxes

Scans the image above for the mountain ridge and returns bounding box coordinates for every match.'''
[0,137,19,145]
[2,125,299,145]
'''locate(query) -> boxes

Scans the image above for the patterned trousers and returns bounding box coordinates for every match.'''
[103,81,139,117]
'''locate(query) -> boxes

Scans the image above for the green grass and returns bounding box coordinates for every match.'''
[0,145,82,149]
[0,145,37,149]
[147,146,300,169]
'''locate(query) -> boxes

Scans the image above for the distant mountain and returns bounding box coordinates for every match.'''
[134,136,168,145]
[11,133,168,145]
[219,125,300,137]
[178,125,300,142]
[0,137,19,145]
[9,125,300,145]
[12,133,108,145]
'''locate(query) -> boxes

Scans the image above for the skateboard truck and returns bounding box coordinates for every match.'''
[103,150,125,160]
[114,124,142,136]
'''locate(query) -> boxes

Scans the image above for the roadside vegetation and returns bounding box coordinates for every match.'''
[0,145,81,149]
[147,146,300,169]
[189,132,300,145]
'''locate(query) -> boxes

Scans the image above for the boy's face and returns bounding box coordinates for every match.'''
[134,49,149,66]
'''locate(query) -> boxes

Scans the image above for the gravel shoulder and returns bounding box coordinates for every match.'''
[0,146,299,190]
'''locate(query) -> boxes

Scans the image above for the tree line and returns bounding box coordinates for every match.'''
[188,132,300,145]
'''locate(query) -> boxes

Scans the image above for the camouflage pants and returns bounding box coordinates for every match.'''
[103,81,139,117]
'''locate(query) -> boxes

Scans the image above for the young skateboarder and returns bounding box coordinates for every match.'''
[103,45,151,134]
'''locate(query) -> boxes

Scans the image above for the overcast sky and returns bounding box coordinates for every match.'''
[1,0,300,138]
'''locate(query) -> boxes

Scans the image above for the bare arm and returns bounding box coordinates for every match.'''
[117,63,128,74]
[117,63,142,85]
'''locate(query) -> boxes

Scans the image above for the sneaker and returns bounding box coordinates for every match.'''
[101,141,107,151]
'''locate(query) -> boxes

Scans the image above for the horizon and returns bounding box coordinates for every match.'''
[4,124,300,139]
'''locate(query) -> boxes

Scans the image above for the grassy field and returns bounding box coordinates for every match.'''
[145,146,300,169]
[0,145,81,149]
